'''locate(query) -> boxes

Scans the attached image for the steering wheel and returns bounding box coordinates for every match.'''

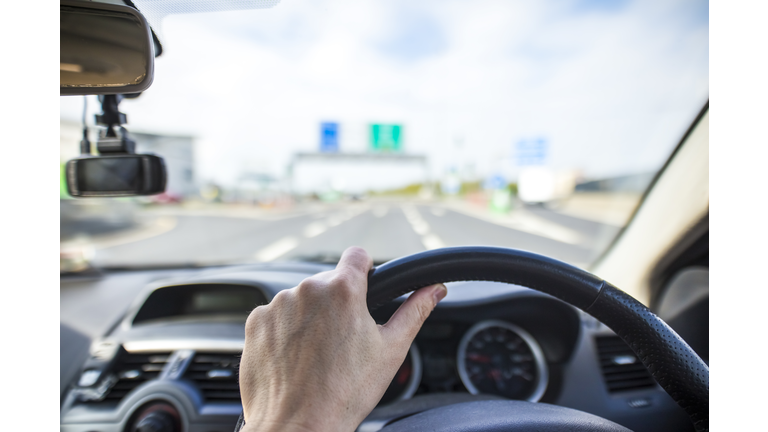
[366,247,709,432]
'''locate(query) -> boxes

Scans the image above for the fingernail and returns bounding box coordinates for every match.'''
[432,284,447,306]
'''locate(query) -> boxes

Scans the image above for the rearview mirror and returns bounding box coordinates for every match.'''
[60,0,154,95]
[65,154,167,197]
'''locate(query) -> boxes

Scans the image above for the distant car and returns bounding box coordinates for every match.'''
[150,192,183,204]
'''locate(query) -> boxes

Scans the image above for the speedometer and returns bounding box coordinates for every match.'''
[457,320,548,401]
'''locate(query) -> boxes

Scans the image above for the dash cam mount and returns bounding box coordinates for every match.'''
[94,95,136,155]
[65,95,167,198]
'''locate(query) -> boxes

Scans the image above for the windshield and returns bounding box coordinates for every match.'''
[59,0,708,272]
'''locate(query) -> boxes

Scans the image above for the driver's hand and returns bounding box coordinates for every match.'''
[239,246,447,432]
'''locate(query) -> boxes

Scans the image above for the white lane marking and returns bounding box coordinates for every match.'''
[372,206,389,218]
[402,206,421,222]
[327,205,370,225]
[499,211,583,245]
[82,216,178,250]
[303,222,328,238]
[444,204,584,245]
[411,220,430,235]
[326,215,344,227]
[401,205,420,223]
[145,207,313,221]
[305,205,371,238]
[422,234,445,250]
[253,236,298,262]
[431,207,446,217]
[401,205,447,250]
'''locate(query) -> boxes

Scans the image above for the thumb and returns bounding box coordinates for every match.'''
[380,284,447,345]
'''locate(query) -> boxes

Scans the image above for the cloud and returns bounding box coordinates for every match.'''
[372,6,447,63]
[60,0,708,186]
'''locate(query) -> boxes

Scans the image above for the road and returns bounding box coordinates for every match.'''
[61,199,620,393]
[91,200,620,269]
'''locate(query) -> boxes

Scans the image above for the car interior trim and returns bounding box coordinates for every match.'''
[61,268,699,432]
[648,213,709,311]
[123,339,245,353]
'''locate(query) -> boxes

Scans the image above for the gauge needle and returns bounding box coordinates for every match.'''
[489,369,506,391]
[510,367,533,381]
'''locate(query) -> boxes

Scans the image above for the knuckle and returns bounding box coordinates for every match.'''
[347,246,368,258]
[330,270,362,302]
[330,269,355,288]
[296,278,324,296]
[349,247,373,266]
[270,289,290,304]
[245,305,266,333]
[415,300,433,323]
[268,289,297,310]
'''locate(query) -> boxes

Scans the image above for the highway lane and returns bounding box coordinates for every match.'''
[94,210,330,266]
[524,204,622,262]
[285,204,425,261]
[63,201,616,390]
[92,201,614,269]
[415,204,594,265]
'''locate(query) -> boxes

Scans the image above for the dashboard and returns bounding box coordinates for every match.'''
[60,262,695,432]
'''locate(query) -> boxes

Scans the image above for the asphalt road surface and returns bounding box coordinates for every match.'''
[91,201,620,269]
[61,200,620,393]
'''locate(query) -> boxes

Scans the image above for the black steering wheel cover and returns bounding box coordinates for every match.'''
[378,400,633,432]
[367,247,709,432]
[586,284,709,431]
[368,247,605,310]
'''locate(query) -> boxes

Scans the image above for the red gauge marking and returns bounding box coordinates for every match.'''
[467,353,491,363]
[396,363,411,385]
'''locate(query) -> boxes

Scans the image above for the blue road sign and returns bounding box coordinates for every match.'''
[320,122,339,153]
[516,138,547,166]
[485,174,507,190]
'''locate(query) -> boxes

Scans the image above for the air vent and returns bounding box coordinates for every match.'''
[102,352,171,402]
[595,336,655,393]
[184,352,242,403]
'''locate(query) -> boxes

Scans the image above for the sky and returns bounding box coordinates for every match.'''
[60,0,709,188]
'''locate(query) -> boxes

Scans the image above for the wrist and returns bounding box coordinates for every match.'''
[241,393,361,432]
[240,419,321,432]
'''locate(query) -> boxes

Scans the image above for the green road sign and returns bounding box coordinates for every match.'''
[60,163,71,198]
[370,124,402,152]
